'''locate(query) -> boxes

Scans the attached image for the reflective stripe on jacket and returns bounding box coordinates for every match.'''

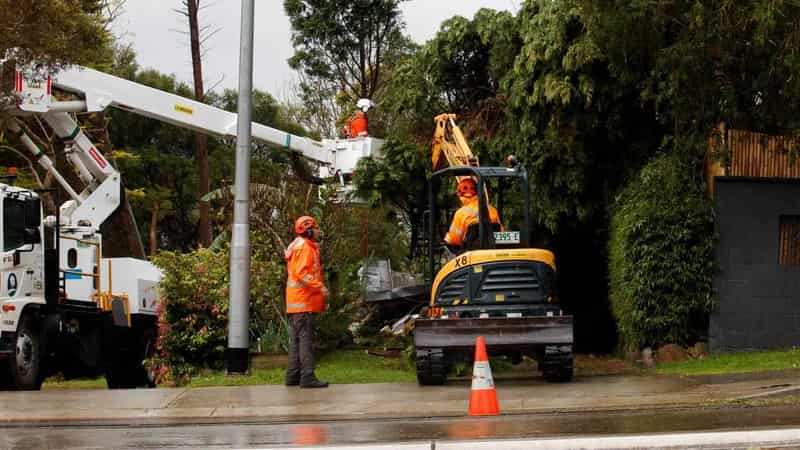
[285,236,325,313]
[444,197,503,247]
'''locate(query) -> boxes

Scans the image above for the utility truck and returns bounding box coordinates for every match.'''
[0,64,382,389]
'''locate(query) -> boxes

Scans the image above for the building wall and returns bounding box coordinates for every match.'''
[711,178,800,351]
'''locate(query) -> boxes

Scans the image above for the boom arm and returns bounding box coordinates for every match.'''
[5,64,382,228]
[6,112,121,228]
[51,66,334,165]
[431,113,478,171]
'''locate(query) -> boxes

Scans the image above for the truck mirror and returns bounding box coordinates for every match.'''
[23,227,41,245]
[25,197,41,228]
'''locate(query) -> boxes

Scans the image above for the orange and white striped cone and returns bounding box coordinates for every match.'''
[468,335,499,416]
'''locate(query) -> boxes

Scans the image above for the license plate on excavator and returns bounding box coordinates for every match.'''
[493,231,520,244]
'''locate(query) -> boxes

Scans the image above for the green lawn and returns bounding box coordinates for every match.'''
[40,350,415,389]
[656,348,800,376]
[43,376,107,390]
[189,349,415,387]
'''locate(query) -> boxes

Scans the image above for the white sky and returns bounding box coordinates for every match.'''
[117,0,519,99]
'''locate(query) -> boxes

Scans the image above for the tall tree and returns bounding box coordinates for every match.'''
[284,0,407,133]
[0,0,114,103]
[179,0,212,247]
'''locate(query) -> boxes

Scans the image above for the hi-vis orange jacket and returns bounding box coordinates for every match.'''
[284,236,326,313]
[444,197,503,247]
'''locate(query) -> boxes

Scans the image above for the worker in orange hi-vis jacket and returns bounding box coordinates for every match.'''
[342,98,374,138]
[284,216,329,388]
[444,178,503,249]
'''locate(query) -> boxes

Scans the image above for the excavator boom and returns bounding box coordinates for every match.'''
[431,113,478,171]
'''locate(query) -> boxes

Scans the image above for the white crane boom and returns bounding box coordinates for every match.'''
[52,66,339,165]
[6,64,382,228]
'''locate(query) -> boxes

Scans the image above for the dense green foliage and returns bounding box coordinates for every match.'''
[0,0,114,84]
[609,154,716,349]
[354,0,800,351]
[284,0,411,135]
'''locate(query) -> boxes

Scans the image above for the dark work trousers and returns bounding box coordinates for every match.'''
[286,312,316,383]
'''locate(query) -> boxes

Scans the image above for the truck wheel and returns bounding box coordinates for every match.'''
[106,327,157,389]
[11,314,45,390]
[415,347,447,385]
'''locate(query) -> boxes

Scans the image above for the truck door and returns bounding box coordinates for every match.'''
[60,234,99,303]
[1,194,44,302]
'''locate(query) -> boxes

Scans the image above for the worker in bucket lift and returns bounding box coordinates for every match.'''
[342,98,374,138]
[284,216,330,388]
[443,178,503,250]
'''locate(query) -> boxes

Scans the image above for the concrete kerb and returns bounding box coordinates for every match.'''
[0,402,772,428]
[0,372,797,426]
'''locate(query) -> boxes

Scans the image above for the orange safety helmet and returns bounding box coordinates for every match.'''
[456,178,477,198]
[294,216,318,235]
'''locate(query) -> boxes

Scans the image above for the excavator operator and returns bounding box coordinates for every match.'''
[443,178,503,250]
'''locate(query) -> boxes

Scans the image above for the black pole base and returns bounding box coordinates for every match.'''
[226,347,250,375]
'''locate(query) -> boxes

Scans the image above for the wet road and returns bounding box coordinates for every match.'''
[3,404,800,449]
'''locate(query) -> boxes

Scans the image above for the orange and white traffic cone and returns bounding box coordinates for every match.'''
[468,335,499,416]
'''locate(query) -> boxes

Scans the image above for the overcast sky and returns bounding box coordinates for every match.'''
[117,0,519,99]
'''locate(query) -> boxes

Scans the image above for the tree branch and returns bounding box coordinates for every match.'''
[0,145,44,188]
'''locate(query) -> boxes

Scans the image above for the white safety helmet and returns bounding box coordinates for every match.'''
[356,98,374,112]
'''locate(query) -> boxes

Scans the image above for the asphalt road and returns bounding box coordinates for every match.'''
[4,404,800,449]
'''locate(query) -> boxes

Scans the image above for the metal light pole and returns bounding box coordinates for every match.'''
[227,0,254,374]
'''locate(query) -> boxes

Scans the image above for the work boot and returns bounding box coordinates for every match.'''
[285,370,301,386]
[300,376,329,389]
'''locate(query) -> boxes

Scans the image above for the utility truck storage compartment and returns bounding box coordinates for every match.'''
[99,257,162,315]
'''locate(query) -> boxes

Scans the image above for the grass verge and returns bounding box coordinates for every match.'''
[656,348,800,376]
[43,376,107,390]
[189,349,415,387]
[41,349,415,389]
[41,348,800,389]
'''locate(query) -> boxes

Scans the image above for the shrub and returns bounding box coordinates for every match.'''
[150,245,284,385]
[608,153,716,350]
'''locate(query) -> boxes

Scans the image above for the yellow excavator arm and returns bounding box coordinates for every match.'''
[431,113,479,171]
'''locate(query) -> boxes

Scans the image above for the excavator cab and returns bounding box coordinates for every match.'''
[427,165,531,269]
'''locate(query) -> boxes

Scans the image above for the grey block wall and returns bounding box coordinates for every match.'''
[711,178,800,351]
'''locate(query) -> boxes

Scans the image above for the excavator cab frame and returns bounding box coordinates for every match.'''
[426,165,531,283]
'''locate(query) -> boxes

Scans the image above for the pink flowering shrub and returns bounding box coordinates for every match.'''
[149,245,284,385]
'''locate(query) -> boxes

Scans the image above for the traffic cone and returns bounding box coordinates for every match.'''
[468,335,499,416]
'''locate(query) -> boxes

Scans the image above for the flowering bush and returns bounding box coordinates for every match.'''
[149,245,284,385]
